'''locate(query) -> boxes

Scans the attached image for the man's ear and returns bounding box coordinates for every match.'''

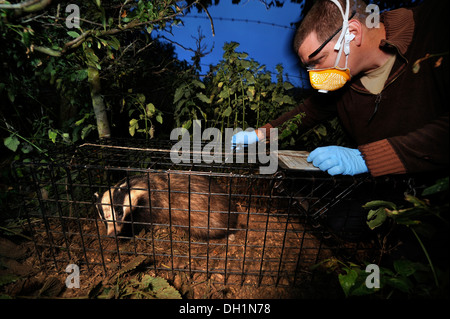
[348,19,363,47]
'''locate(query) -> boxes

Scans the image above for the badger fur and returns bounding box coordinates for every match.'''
[95,173,237,239]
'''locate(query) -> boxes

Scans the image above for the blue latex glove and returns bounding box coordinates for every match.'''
[307,146,369,176]
[231,130,259,151]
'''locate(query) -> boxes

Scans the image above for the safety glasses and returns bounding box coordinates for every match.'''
[308,11,356,59]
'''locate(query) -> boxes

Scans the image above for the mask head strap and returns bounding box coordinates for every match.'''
[308,10,356,60]
[331,0,355,68]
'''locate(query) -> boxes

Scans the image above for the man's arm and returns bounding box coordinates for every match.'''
[359,113,449,176]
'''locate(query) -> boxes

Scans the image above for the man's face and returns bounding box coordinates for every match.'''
[298,31,346,71]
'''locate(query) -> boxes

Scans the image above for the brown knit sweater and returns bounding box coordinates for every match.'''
[261,0,449,177]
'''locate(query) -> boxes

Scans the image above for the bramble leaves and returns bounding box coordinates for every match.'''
[90,255,182,299]
[173,42,297,133]
[4,135,20,152]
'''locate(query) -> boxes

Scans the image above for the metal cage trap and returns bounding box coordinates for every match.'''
[12,139,414,291]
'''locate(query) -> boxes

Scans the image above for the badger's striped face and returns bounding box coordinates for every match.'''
[95,179,148,236]
[95,188,125,236]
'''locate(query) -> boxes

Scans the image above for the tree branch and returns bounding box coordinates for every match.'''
[197,1,215,36]
[61,30,92,53]
[0,0,52,15]
[31,0,200,57]
[33,45,61,57]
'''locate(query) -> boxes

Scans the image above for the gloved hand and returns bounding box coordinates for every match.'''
[231,130,259,151]
[307,146,369,176]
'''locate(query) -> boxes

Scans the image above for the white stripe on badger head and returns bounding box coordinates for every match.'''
[122,183,149,218]
[100,187,122,236]
[103,177,149,236]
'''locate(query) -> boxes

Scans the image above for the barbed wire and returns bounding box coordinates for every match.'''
[183,14,296,30]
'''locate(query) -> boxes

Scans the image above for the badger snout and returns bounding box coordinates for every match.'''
[106,223,123,237]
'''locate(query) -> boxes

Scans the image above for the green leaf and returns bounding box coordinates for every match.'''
[283,82,294,90]
[313,125,327,137]
[156,113,163,124]
[246,86,255,99]
[404,194,429,208]
[145,103,155,116]
[81,124,95,140]
[282,95,294,104]
[67,31,80,38]
[196,93,211,104]
[218,88,230,99]
[421,177,449,196]
[110,255,147,283]
[106,36,120,50]
[363,200,397,210]
[4,135,20,152]
[75,117,86,126]
[137,93,146,104]
[249,103,259,111]
[385,276,413,293]
[142,275,181,299]
[240,60,251,69]
[85,49,101,70]
[394,259,417,277]
[129,119,139,136]
[21,143,33,154]
[222,106,232,117]
[7,90,15,103]
[74,69,88,81]
[338,268,358,297]
[48,129,58,143]
[350,279,378,296]
[237,52,249,59]
[244,71,256,85]
[173,86,185,104]
[388,206,426,225]
[192,80,205,89]
[366,207,388,230]
[181,120,192,130]
[394,216,421,226]
[195,105,207,121]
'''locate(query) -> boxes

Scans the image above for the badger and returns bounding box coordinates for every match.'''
[94,173,238,239]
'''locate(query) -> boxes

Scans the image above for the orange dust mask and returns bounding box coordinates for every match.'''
[308,0,355,93]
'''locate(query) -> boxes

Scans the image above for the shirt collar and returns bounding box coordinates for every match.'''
[379,7,415,56]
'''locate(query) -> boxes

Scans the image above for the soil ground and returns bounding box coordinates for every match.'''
[0,214,346,299]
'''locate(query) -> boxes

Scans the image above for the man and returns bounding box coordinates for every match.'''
[232,0,449,177]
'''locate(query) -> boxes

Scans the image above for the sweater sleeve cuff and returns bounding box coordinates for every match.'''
[258,123,274,140]
[359,139,407,177]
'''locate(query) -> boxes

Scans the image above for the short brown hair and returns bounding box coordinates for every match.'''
[293,0,369,54]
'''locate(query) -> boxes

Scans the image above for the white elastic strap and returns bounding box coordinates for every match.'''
[332,41,351,69]
[344,31,355,56]
[335,29,354,68]
[330,0,350,52]
[334,40,344,66]
[334,20,347,51]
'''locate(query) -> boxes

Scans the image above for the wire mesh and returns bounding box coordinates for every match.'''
[13,139,411,289]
